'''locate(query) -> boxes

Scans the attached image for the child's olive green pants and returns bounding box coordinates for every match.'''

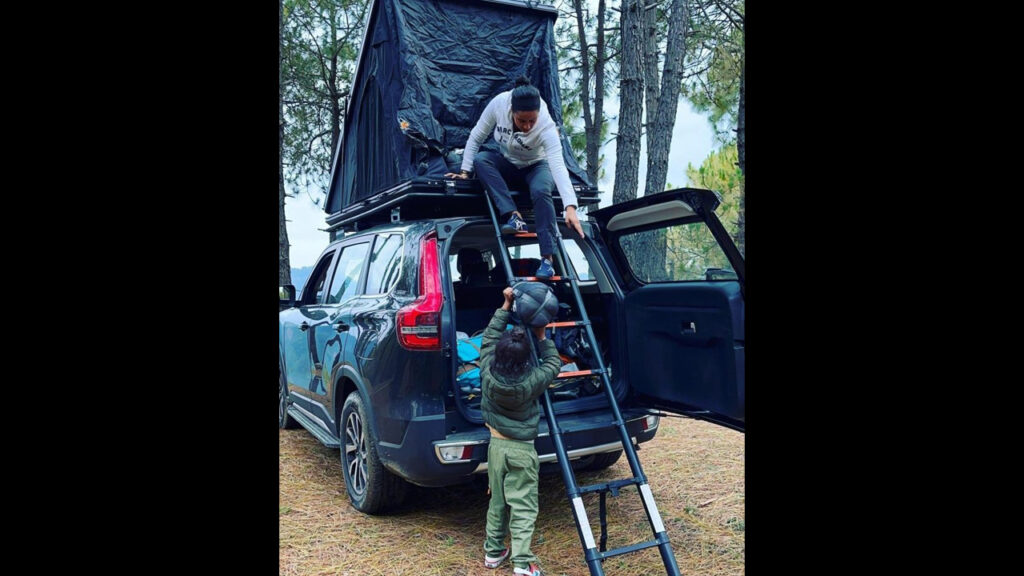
[484,436,540,568]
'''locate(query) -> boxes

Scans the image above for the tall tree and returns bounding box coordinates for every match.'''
[735,60,744,255]
[643,0,689,196]
[642,0,661,149]
[614,0,689,280]
[281,0,368,202]
[280,0,367,281]
[556,0,614,187]
[575,0,611,187]
[280,0,291,286]
[612,0,645,205]
[683,0,744,254]
[684,0,743,144]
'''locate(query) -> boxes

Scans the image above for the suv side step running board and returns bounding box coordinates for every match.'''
[287,406,341,449]
[484,192,681,576]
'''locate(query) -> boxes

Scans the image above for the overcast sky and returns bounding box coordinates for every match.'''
[285,98,716,268]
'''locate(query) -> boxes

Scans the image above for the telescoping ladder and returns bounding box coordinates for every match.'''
[483,192,682,576]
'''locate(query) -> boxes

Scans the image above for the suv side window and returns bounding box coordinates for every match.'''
[619,219,736,282]
[364,234,403,295]
[301,251,337,305]
[326,242,370,304]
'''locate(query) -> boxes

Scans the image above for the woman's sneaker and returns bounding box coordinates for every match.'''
[514,563,543,576]
[484,547,510,569]
[535,258,555,279]
[501,214,528,235]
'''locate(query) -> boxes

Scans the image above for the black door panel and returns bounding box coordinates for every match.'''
[624,283,743,430]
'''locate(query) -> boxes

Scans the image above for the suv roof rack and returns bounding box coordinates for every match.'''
[325,177,599,234]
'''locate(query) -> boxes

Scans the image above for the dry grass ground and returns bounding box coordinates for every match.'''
[280,416,744,576]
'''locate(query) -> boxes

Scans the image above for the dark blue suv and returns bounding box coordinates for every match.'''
[279,188,744,514]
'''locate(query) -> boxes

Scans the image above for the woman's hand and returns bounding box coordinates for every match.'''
[445,171,470,179]
[501,286,514,310]
[564,206,585,238]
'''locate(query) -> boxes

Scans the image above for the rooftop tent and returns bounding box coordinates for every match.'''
[324,0,593,219]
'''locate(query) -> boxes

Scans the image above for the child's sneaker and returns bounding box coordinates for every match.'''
[484,547,510,569]
[514,563,543,576]
[535,258,555,279]
[501,213,528,235]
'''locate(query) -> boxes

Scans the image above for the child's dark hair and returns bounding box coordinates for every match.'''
[493,327,531,379]
[511,76,541,112]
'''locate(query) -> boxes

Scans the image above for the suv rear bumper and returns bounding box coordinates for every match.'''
[382,408,659,486]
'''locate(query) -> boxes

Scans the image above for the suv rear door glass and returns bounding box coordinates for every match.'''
[326,242,370,304]
[619,219,736,283]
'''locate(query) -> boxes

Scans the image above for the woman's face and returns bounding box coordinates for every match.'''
[512,110,539,133]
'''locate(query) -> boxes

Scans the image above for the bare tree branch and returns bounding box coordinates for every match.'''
[710,0,744,27]
[307,128,331,154]
[295,13,332,89]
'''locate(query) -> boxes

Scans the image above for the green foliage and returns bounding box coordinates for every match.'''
[682,0,744,144]
[686,144,743,249]
[685,144,741,237]
[282,0,369,206]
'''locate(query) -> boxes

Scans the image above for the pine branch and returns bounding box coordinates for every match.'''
[308,129,331,156]
[681,59,714,80]
[296,15,332,89]
[710,0,744,27]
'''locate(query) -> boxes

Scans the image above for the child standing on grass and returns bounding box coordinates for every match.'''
[479,284,561,576]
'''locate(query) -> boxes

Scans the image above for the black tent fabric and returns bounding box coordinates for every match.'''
[325,0,591,216]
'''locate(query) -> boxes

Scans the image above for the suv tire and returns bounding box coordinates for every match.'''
[340,391,409,514]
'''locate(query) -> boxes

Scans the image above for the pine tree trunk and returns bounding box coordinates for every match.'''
[642,0,660,148]
[634,0,688,279]
[644,0,688,196]
[573,0,597,187]
[592,0,606,187]
[329,6,341,159]
[640,0,665,277]
[613,0,645,205]
[279,0,291,286]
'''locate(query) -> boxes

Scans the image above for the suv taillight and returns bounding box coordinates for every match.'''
[396,233,442,350]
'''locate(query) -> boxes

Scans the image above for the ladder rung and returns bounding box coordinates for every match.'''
[600,538,663,560]
[546,320,589,328]
[557,369,602,379]
[578,476,643,496]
